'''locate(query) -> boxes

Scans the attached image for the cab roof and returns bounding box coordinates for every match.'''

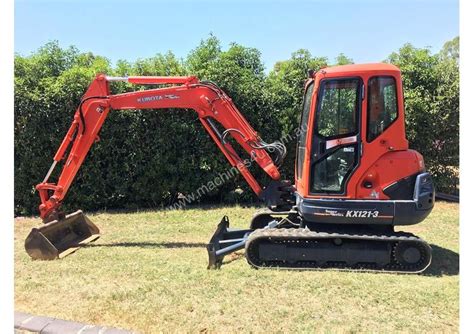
[319,63,400,76]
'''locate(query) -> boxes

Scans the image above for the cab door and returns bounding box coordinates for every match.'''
[309,78,363,195]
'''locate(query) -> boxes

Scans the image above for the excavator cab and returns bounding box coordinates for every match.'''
[294,64,434,226]
[297,65,404,198]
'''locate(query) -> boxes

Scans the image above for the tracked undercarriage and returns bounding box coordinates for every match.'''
[208,214,432,273]
[245,228,431,273]
[208,172,434,274]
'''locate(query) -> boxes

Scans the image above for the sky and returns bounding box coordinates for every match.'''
[14,0,459,71]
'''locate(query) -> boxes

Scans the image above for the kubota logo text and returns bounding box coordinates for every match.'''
[137,94,180,103]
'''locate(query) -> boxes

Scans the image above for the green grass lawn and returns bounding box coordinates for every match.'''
[14,202,459,333]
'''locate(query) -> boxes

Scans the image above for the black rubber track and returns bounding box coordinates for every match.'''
[245,228,432,273]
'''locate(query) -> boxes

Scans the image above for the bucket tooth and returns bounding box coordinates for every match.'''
[25,210,100,260]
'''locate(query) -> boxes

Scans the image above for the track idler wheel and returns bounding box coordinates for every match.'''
[393,241,428,269]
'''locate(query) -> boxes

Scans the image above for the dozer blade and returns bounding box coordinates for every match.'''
[25,210,100,260]
[207,216,252,269]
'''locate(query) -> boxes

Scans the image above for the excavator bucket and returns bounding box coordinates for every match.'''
[25,210,100,260]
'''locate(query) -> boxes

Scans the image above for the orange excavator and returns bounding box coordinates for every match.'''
[25,63,435,273]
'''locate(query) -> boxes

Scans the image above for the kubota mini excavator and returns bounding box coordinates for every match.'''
[25,63,435,273]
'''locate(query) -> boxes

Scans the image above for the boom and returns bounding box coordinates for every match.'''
[36,74,285,221]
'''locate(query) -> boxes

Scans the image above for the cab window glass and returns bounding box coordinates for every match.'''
[312,145,356,193]
[317,79,359,138]
[367,77,398,142]
[296,82,314,178]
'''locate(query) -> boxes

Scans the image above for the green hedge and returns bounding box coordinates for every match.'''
[14,36,459,216]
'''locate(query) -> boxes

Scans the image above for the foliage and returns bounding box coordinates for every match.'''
[335,53,354,65]
[265,49,328,178]
[14,37,459,215]
[14,42,112,215]
[387,39,459,193]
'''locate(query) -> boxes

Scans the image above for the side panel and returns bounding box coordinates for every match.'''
[356,149,425,200]
[296,171,435,226]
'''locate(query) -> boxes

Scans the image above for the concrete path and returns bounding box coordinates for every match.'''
[14,311,136,334]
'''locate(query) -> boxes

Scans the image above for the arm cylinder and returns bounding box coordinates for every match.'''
[53,121,79,161]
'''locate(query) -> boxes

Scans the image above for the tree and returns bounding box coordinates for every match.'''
[440,36,459,62]
[184,36,278,201]
[14,41,112,214]
[14,37,459,215]
[335,53,353,65]
[265,50,328,178]
[387,37,459,193]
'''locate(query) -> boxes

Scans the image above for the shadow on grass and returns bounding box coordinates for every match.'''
[84,241,208,249]
[83,242,458,276]
[85,241,247,268]
[422,244,459,277]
